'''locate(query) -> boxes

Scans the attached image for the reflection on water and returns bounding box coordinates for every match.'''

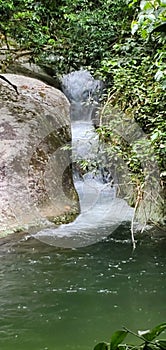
[0,226,166,350]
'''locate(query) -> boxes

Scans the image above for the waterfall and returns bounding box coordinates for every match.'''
[33,70,133,248]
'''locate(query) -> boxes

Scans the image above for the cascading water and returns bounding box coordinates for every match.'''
[33,70,133,248]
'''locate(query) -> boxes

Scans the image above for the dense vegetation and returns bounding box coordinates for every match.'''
[0,0,165,226]
[0,0,133,72]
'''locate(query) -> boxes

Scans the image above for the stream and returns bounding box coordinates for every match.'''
[33,70,133,248]
[0,71,165,350]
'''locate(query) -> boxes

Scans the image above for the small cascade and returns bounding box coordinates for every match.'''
[34,70,133,248]
[62,70,111,182]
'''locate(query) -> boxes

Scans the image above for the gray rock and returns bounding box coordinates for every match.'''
[7,62,61,90]
[0,74,79,237]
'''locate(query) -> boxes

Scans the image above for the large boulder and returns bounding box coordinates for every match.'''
[0,74,79,237]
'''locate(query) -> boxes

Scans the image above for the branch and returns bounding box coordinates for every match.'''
[123,327,163,349]
[123,327,145,342]
[130,185,143,251]
[0,75,19,95]
[13,50,34,60]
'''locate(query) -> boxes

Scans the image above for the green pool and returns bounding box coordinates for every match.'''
[0,225,165,350]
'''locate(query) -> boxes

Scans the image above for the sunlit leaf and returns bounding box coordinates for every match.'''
[140,0,153,11]
[138,330,151,337]
[128,0,139,8]
[131,20,139,34]
[139,323,166,342]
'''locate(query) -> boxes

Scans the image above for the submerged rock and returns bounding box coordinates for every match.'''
[0,74,79,237]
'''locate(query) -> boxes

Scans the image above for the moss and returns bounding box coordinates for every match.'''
[48,206,79,225]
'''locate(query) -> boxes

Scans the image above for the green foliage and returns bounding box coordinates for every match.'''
[54,0,133,72]
[129,0,166,90]
[130,0,166,37]
[96,0,166,198]
[0,0,165,219]
[138,323,166,342]
[98,47,166,170]
[0,0,59,51]
[93,324,166,350]
[0,0,134,72]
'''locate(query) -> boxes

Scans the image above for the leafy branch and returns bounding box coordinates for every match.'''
[93,323,166,350]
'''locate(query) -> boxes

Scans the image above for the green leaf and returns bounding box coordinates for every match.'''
[140,0,153,11]
[131,20,139,35]
[110,330,128,350]
[94,342,109,350]
[150,131,160,142]
[128,0,139,8]
[139,323,166,342]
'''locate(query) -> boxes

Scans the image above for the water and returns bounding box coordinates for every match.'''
[0,230,166,350]
[33,70,133,248]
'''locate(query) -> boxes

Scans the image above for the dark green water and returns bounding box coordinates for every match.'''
[0,226,166,350]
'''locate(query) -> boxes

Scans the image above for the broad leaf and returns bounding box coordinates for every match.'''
[139,323,166,342]
[94,342,109,350]
[110,330,128,350]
